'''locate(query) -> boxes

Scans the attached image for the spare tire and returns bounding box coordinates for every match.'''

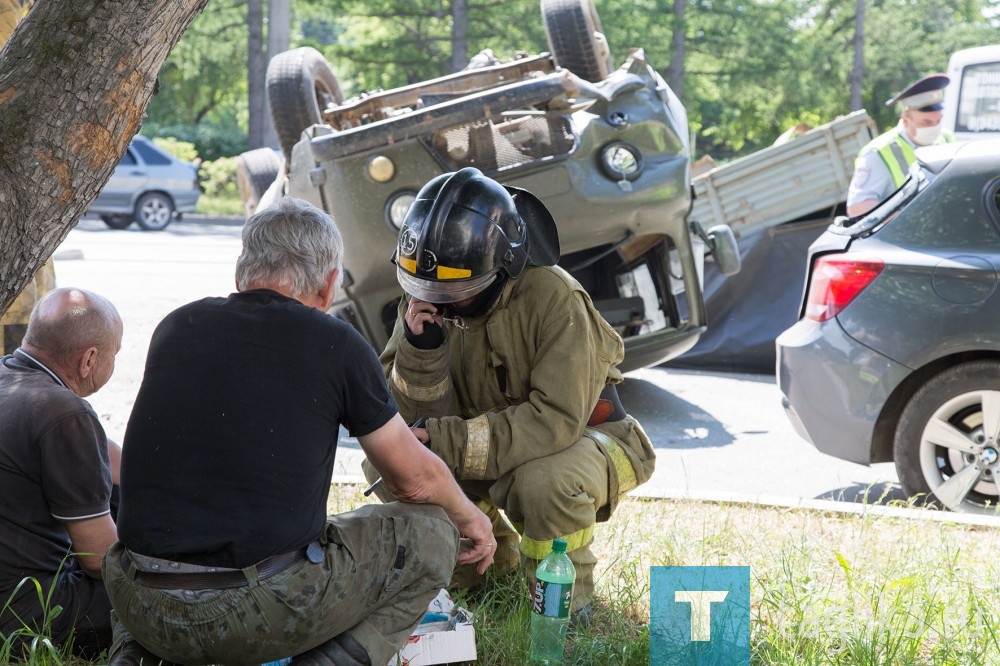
[236,148,283,217]
[541,0,614,83]
[267,47,344,162]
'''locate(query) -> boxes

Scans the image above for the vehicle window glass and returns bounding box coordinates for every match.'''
[133,141,172,166]
[956,61,1000,134]
[118,150,137,167]
[880,175,1000,248]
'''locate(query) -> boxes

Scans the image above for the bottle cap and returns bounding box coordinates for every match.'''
[552,538,567,553]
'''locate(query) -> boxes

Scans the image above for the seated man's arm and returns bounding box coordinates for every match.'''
[64,514,118,579]
[359,413,495,575]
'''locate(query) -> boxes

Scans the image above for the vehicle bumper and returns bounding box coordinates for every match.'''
[776,317,908,465]
[173,191,201,214]
[623,324,705,374]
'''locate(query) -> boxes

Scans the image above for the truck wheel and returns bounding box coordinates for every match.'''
[134,192,175,231]
[101,215,133,230]
[894,360,1000,514]
[236,148,283,217]
[541,0,614,82]
[267,47,344,162]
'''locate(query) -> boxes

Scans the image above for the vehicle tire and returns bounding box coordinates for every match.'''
[100,214,133,230]
[133,192,175,231]
[267,47,344,162]
[541,0,615,83]
[236,148,283,217]
[894,360,1000,514]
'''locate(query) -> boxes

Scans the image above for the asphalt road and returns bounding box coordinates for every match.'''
[54,215,902,506]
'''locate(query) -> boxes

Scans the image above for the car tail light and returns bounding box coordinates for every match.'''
[804,254,884,322]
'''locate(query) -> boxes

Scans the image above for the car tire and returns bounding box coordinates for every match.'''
[101,214,133,230]
[267,47,344,162]
[894,360,1000,514]
[541,0,615,83]
[236,148,283,217]
[133,192,175,231]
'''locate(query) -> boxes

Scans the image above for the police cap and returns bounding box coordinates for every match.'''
[885,74,950,111]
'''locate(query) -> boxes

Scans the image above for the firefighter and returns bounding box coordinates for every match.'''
[847,73,954,216]
[364,167,656,621]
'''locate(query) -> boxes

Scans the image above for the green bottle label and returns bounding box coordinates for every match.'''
[532,579,571,618]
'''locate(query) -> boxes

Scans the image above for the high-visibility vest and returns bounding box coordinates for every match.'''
[857,127,955,188]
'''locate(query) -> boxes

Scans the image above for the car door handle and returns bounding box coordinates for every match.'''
[128,170,146,176]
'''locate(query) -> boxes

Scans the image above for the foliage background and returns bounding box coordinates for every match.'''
[143,0,999,164]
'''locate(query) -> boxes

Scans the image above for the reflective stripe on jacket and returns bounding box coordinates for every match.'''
[857,127,956,189]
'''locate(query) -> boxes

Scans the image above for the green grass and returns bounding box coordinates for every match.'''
[7,486,1000,664]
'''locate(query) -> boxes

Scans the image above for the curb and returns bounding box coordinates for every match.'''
[176,213,245,227]
[630,487,1000,527]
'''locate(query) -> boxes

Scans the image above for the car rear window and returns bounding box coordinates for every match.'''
[133,140,172,166]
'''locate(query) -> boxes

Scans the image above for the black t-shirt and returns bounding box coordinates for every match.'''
[0,353,112,592]
[118,290,397,568]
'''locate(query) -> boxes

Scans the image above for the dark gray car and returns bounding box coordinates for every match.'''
[777,138,1000,513]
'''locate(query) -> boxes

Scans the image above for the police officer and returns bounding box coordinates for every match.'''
[365,167,656,622]
[847,74,954,216]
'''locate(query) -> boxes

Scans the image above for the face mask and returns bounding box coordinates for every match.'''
[912,123,942,146]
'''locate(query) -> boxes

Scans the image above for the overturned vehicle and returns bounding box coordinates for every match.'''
[245,0,739,371]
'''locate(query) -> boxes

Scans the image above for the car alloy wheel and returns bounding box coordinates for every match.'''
[894,360,1000,514]
[134,192,175,231]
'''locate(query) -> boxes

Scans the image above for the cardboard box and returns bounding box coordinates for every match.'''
[387,590,477,666]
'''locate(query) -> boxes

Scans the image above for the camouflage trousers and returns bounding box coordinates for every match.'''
[102,502,458,666]
[364,423,638,612]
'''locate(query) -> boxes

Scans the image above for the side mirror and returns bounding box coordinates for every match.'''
[705,224,741,276]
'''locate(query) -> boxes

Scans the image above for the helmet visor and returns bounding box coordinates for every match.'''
[396,266,498,304]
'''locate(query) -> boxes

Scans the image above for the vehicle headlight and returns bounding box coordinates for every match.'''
[385,191,417,231]
[599,141,643,181]
[367,155,395,183]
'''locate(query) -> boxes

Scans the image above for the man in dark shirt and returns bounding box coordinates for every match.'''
[0,287,123,658]
[104,197,495,666]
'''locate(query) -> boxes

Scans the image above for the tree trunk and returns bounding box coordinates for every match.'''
[451,0,468,73]
[0,0,209,313]
[668,0,687,104]
[851,0,864,111]
[263,0,290,148]
[247,0,266,149]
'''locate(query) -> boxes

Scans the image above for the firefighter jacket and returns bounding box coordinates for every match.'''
[381,264,656,519]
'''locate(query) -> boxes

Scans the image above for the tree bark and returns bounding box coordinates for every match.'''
[263,0,290,148]
[247,0,266,149]
[851,0,864,111]
[668,0,687,104]
[450,0,468,73]
[0,0,209,313]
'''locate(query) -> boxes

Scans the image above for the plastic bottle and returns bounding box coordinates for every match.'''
[529,538,576,664]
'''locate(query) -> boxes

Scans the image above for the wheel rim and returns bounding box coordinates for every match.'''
[918,389,1000,513]
[140,197,171,228]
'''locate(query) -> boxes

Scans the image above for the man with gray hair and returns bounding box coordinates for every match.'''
[104,197,495,666]
[0,287,123,658]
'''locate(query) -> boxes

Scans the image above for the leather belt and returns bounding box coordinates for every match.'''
[122,547,307,590]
